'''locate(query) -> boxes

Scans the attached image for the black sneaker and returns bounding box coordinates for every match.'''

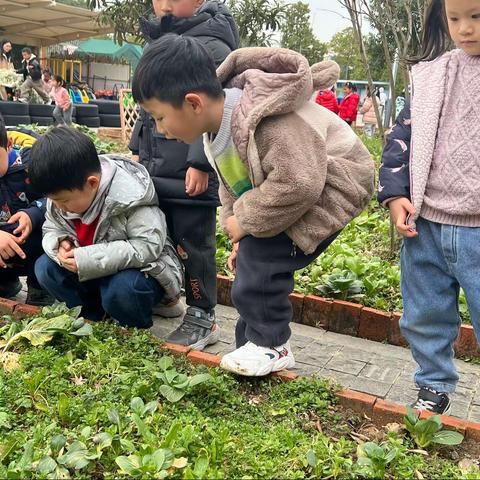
[26,286,55,307]
[166,307,220,350]
[411,387,452,415]
[0,278,22,299]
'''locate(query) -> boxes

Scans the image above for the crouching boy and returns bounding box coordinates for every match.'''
[132,35,375,374]
[29,127,183,328]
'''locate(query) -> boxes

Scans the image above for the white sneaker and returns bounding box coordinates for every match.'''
[152,300,186,318]
[220,341,295,376]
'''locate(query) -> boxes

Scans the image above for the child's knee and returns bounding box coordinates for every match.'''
[34,254,57,285]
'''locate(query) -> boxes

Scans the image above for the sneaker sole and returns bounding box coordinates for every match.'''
[189,324,221,351]
[411,398,452,416]
[442,400,452,416]
[220,355,295,377]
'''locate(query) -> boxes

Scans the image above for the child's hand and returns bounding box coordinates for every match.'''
[8,211,32,243]
[58,243,78,273]
[185,167,209,196]
[227,242,239,273]
[58,238,74,258]
[389,197,418,237]
[226,216,247,243]
[131,154,140,162]
[0,230,25,268]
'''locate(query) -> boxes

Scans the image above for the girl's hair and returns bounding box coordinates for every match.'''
[53,74,65,87]
[345,81,357,92]
[1,40,11,51]
[409,0,450,64]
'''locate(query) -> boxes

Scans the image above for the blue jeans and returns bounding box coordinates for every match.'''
[401,217,480,393]
[35,254,163,328]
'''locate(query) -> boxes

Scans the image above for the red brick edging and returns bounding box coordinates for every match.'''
[6,298,480,442]
[217,275,480,358]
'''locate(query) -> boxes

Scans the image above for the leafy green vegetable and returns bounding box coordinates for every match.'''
[404,407,464,448]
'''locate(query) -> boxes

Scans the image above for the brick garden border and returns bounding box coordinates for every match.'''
[217,275,480,358]
[3,296,480,442]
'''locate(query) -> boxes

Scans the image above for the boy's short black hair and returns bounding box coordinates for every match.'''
[28,127,101,195]
[132,34,223,108]
[21,47,32,54]
[0,113,7,150]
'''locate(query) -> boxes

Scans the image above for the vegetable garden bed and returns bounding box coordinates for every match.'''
[1,303,480,479]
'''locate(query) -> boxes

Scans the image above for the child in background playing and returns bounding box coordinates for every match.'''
[129,0,239,350]
[51,75,72,126]
[132,35,374,376]
[29,128,183,328]
[379,0,480,414]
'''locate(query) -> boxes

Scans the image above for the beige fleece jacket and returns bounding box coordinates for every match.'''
[211,48,375,254]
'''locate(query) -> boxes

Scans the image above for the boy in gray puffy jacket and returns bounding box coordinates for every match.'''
[29,127,183,328]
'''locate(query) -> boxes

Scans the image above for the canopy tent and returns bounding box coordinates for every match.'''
[76,38,143,68]
[48,38,143,68]
[0,0,113,46]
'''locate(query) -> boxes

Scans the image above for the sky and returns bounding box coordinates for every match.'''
[303,0,352,42]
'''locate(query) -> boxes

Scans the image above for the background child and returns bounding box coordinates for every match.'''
[0,115,52,305]
[29,127,183,329]
[51,75,72,126]
[132,35,374,376]
[315,87,339,114]
[42,69,54,97]
[129,0,239,350]
[379,0,480,414]
[360,86,379,138]
[338,81,360,125]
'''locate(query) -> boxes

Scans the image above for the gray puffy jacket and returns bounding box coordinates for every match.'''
[42,155,183,301]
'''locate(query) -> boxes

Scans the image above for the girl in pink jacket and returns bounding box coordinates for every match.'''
[52,75,72,126]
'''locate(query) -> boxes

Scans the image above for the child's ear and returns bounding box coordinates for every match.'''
[184,93,203,113]
[86,175,100,189]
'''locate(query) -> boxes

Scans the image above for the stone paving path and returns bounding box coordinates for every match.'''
[151,303,480,422]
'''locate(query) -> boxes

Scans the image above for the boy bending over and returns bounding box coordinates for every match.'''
[29,127,183,328]
[133,35,374,375]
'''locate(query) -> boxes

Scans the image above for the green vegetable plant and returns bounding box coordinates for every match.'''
[316,271,365,302]
[0,304,92,354]
[356,441,398,478]
[154,356,212,403]
[403,407,464,449]
[305,437,353,478]
[35,430,113,478]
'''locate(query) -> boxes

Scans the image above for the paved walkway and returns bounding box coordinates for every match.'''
[151,304,480,422]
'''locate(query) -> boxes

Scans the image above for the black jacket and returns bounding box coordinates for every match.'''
[129,1,240,206]
[17,54,42,81]
[378,102,411,205]
[0,146,46,233]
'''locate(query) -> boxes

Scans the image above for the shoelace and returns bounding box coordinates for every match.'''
[413,398,437,411]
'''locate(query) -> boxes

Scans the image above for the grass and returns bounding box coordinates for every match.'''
[0,321,475,479]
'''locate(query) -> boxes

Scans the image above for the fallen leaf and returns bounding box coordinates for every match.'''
[248,395,263,406]
[71,375,85,386]
[459,458,479,473]
[315,420,323,433]
[0,352,20,372]
[415,469,424,479]
[385,422,403,434]
[408,449,429,456]
[172,457,188,469]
